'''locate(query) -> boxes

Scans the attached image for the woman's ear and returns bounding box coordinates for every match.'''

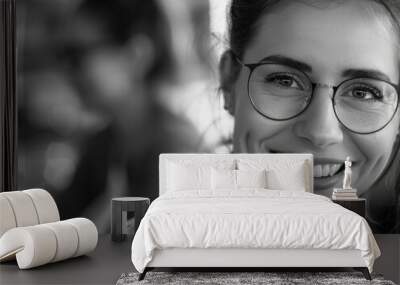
[219,50,241,115]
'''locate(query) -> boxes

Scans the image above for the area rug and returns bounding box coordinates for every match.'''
[116,271,396,285]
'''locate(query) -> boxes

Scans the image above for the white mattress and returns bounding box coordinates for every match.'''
[131,190,380,273]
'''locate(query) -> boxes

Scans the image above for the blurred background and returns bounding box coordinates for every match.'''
[16,0,232,232]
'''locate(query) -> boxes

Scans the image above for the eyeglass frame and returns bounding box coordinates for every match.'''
[234,56,400,135]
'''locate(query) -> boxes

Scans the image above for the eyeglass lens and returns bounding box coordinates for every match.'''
[248,64,398,133]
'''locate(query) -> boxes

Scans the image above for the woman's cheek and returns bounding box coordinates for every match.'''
[350,122,399,192]
[233,99,293,152]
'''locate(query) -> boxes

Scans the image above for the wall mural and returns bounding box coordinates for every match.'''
[16,0,399,233]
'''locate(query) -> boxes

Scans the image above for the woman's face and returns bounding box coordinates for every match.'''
[229,1,400,196]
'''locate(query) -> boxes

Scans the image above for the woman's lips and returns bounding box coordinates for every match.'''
[313,158,354,179]
[314,160,356,191]
[313,171,342,191]
[313,162,344,189]
[313,163,342,178]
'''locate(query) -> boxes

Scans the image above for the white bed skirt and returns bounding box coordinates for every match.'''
[148,248,366,268]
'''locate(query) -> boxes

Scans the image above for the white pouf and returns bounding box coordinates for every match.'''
[0,218,98,269]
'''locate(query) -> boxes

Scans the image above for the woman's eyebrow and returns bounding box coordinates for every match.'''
[258,55,312,73]
[342,69,392,82]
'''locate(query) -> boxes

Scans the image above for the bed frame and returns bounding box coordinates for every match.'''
[139,153,371,280]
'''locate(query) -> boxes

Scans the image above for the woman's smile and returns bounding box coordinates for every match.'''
[313,163,342,178]
[257,143,360,193]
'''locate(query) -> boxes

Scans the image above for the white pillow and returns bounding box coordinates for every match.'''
[211,168,268,190]
[236,169,267,188]
[267,168,306,191]
[237,159,307,191]
[166,158,236,170]
[211,168,236,190]
[166,162,210,191]
[165,159,236,192]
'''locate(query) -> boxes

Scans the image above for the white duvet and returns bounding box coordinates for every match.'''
[131,190,380,273]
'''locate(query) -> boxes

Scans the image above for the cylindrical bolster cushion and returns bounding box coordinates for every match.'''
[65,218,98,257]
[42,221,79,262]
[0,226,57,269]
[0,192,39,227]
[0,218,98,269]
[0,196,17,237]
[23,189,60,224]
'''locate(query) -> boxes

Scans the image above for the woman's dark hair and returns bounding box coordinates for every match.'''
[227,0,400,232]
[228,0,400,59]
[228,0,278,59]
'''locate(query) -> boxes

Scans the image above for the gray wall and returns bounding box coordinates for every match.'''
[374,234,400,284]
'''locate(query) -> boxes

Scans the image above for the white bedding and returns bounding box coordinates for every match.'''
[131,190,380,273]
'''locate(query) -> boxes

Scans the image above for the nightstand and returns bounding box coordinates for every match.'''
[332,198,366,218]
[111,197,150,242]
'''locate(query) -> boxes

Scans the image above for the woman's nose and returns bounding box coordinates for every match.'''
[293,85,343,149]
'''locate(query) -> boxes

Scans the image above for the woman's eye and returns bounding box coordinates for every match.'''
[347,85,382,101]
[266,74,303,90]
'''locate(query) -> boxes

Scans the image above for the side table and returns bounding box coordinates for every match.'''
[111,197,150,242]
[332,198,366,218]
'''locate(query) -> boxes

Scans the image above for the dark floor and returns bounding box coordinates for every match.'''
[0,235,133,285]
[0,234,398,285]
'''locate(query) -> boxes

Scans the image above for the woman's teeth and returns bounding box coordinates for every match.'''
[314,164,342,178]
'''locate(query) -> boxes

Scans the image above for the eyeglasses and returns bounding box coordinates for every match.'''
[237,60,399,134]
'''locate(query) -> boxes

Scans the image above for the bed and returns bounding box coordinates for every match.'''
[131,153,380,280]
